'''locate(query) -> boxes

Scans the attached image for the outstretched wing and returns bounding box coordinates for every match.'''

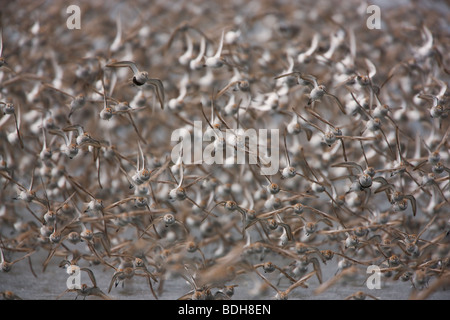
[106,60,139,76]
[331,161,364,174]
[147,78,165,109]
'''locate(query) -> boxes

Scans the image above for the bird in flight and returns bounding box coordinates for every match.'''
[106,60,165,109]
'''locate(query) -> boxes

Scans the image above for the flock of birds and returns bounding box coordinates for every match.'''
[0,0,449,300]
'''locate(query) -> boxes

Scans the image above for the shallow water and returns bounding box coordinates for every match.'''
[1,247,449,300]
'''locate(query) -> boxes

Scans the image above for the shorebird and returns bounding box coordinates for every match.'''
[106,60,165,109]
